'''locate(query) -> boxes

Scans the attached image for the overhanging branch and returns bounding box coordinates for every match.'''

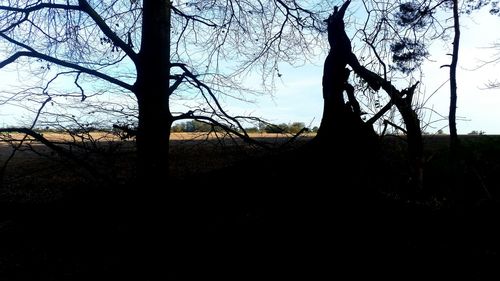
[0,127,102,179]
[177,115,270,149]
[0,97,51,177]
[0,51,134,91]
[0,3,81,13]
[78,0,138,63]
[171,63,249,137]
[171,5,217,27]
[0,3,82,33]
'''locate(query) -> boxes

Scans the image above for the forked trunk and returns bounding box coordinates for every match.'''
[316,0,377,149]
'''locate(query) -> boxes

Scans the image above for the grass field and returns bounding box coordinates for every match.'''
[1,132,499,203]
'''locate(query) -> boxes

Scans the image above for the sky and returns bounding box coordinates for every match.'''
[1,2,500,135]
[230,6,500,135]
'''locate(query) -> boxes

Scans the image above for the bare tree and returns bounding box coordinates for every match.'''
[0,1,336,183]
[314,0,434,193]
[0,1,340,278]
[340,0,490,195]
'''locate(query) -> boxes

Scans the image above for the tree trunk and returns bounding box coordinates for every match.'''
[312,1,379,194]
[316,0,375,146]
[398,95,424,196]
[449,0,460,153]
[317,47,351,140]
[351,59,424,196]
[130,1,172,279]
[136,0,172,184]
[318,1,424,196]
[449,0,463,211]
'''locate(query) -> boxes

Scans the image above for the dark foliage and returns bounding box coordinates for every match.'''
[463,0,500,15]
[395,2,434,29]
[390,37,429,74]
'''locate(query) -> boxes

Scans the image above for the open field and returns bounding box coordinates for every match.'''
[0,132,317,204]
[1,132,500,280]
[0,131,317,142]
[0,132,499,200]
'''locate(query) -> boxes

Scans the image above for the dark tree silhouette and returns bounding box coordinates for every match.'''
[342,0,497,194]
[317,1,368,141]
[0,1,333,185]
[315,0,424,193]
[1,1,499,279]
[0,1,333,278]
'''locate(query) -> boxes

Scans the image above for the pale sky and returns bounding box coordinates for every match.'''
[1,3,499,135]
[232,7,500,135]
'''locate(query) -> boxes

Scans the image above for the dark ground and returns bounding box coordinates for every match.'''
[1,134,500,280]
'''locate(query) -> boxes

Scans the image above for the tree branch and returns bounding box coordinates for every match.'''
[274,0,322,30]
[0,3,82,33]
[383,120,407,134]
[171,5,217,27]
[366,101,393,125]
[0,97,51,177]
[0,51,134,91]
[112,124,137,139]
[0,3,81,13]
[171,63,249,137]
[78,0,138,63]
[169,73,186,95]
[178,115,270,149]
[0,127,102,180]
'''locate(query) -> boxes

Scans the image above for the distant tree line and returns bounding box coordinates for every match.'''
[29,120,318,135]
[32,123,484,137]
[171,120,317,134]
[171,120,218,133]
[35,125,116,134]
